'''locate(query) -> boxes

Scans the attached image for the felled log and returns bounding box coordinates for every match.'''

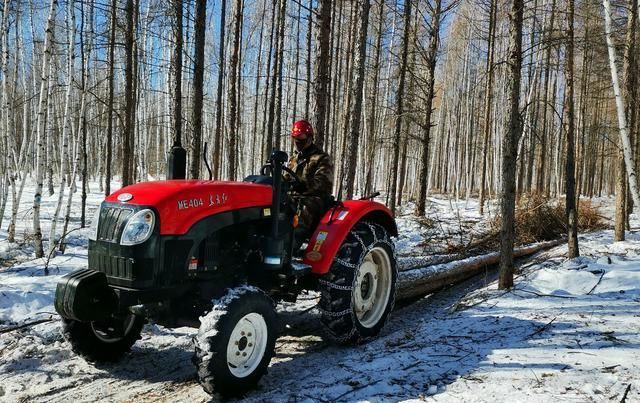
[397,239,564,301]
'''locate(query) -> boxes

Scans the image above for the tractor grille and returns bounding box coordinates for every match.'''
[97,205,134,243]
[96,254,134,280]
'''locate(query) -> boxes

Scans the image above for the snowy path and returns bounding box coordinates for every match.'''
[3,232,640,403]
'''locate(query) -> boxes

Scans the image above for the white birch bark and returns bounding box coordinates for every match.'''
[0,0,10,232]
[602,0,640,212]
[60,0,93,248]
[32,0,57,258]
[48,0,75,257]
[8,18,30,242]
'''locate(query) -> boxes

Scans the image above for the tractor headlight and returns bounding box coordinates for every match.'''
[120,209,156,246]
[88,204,103,241]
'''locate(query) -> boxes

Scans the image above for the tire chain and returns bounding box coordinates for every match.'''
[318,278,353,291]
[316,306,351,317]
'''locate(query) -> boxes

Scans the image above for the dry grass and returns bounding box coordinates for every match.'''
[486,193,608,246]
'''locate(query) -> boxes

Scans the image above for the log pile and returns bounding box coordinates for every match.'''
[397,239,564,300]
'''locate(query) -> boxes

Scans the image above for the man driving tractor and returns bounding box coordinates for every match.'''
[286,120,334,250]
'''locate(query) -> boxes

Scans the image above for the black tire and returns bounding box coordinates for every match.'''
[318,222,397,343]
[193,286,277,397]
[61,314,145,362]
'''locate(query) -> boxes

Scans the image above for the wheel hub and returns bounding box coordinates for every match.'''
[353,247,392,328]
[226,313,268,378]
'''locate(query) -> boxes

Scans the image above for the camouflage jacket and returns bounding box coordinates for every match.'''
[286,144,334,198]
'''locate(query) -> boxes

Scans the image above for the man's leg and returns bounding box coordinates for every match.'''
[292,196,323,257]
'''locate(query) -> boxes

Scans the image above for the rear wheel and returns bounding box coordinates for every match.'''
[193,286,277,397]
[62,314,145,362]
[318,222,397,343]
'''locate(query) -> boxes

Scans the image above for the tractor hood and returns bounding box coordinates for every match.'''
[106,180,272,235]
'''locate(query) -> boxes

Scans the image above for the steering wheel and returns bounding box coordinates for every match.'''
[260,163,303,187]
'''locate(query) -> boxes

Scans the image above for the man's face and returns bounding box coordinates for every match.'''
[294,134,312,152]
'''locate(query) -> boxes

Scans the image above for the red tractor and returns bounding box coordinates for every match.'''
[55,150,397,397]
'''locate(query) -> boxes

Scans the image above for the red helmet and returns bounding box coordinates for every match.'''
[291,120,314,138]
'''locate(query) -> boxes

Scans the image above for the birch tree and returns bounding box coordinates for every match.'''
[603,0,640,212]
[48,0,76,257]
[32,0,57,258]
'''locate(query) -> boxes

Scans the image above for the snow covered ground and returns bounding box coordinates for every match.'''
[1,182,639,402]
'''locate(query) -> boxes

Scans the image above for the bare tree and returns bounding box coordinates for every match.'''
[565,0,579,258]
[227,0,243,180]
[479,0,497,215]
[416,0,443,216]
[614,0,638,240]
[32,0,57,258]
[190,0,206,179]
[603,0,640,212]
[343,0,370,199]
[105,0,116,195]
[389,0,412,214]
[313,0,332,149]
[499,0,524,289]
[122,0,136,185]
[213,0,227,179]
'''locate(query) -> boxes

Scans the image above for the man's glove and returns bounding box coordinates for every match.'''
[290,181,306,193]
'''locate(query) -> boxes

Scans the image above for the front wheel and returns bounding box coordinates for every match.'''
[318,222,397,343]
[62,314,145,362]
[193,286,277,397]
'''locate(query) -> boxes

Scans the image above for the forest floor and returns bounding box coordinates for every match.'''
[1,181,639,402]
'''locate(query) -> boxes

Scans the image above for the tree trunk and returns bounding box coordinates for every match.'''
[213,0,226,179]
[363,0,385,197]
[480,0,496,213]
[416,0,442,216]
[536,0,556,194]
[313,0,332,149]
[32,0,57,258]
[227,0,243,180]
[565,0,579,258]
[0,0,11,233]
[499,0,524,289]
[343,0,370,199]
[170,0,182,147]
[106,0,116,195]
[603,0,640,212]
[190,0,206,179]
[48,0,75,257]
[399,240,563,301]
[389,0,412,214]
[615,0,638,240]
[265,0,282,157]
[122,0,136,186]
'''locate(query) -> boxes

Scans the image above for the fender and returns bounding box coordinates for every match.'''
[303,200,397,274]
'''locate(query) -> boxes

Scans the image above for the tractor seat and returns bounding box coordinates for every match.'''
[243,175,273,185]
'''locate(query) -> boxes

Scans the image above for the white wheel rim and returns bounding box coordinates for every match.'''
[353,246,392,328]
[91,315,137,344]
[226,312,268,378]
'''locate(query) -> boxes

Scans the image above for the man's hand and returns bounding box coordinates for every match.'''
[290,181,306,193]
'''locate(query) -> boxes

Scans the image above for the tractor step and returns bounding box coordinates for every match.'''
[291,260,312,277]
